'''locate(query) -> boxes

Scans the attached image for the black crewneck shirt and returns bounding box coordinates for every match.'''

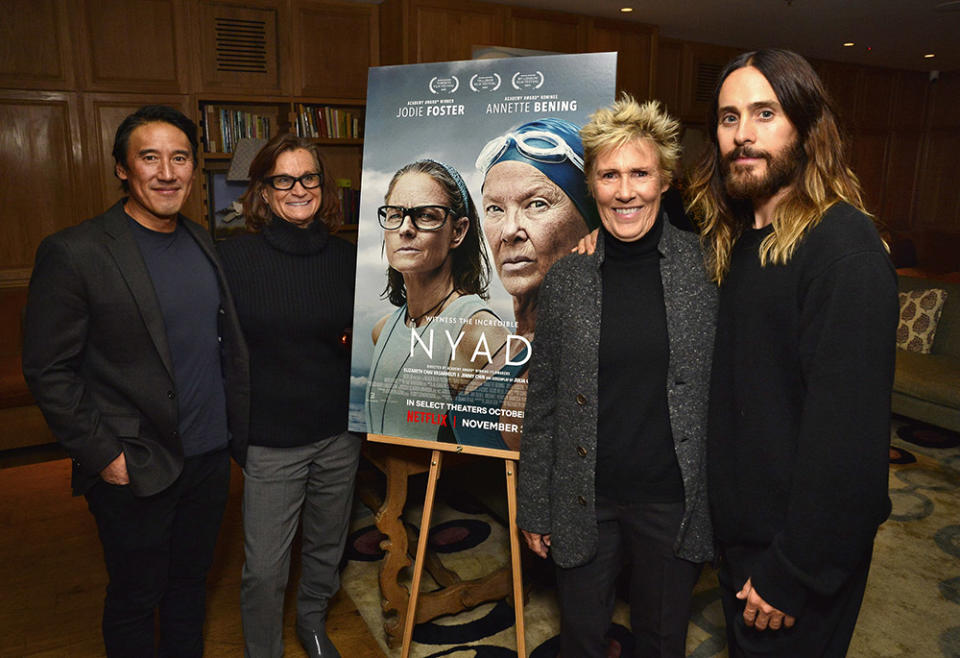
[596,215,683,503]
[129,216,229,457]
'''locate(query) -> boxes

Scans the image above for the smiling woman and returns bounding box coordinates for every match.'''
[216,132,361,657]
[517,95,718,658]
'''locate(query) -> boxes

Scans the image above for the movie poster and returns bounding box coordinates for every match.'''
[349,53,616,453]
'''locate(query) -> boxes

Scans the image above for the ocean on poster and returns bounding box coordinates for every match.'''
[349,52,617,451]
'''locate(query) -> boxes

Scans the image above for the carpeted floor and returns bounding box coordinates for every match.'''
[342,418,960,657]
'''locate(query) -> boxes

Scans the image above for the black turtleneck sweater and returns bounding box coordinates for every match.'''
[596,215,684,503]
[217,217,356,447]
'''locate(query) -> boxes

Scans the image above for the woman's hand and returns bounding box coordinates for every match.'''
[572,228,599,255]
[522,529,551,558]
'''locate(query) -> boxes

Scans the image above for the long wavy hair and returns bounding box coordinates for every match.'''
[687,49,869,283]
[382,160,491,307]
[240,133,342,232]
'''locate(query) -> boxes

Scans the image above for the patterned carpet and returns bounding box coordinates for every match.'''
[342,418,960,657]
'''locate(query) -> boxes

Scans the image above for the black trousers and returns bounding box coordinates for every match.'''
[85,447,230,657]
[718,544,873,658]
[555,497,703,658]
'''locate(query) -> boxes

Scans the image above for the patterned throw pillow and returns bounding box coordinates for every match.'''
[897,288,948,354]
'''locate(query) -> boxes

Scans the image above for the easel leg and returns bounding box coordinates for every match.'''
[401,449,443,658]
[505,459,526,657]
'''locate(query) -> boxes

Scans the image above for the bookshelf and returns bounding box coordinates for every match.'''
[198,97,365,234]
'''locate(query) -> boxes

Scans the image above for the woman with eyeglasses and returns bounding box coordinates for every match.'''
[218,133,359,658]
[517,97,716,657]
[444,118,601,451]
[364,159,507,441]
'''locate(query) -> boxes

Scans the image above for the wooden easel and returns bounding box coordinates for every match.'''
[366,435,527,658]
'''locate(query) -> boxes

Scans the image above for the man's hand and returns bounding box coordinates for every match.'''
[572,228,600,255]
[521,530,551,558]
[100,453,130,485]
[737,577,796,631]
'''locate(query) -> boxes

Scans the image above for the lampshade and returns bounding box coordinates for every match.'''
[226,138,268,182]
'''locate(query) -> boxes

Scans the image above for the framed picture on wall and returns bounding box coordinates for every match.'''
[207,170,248,240]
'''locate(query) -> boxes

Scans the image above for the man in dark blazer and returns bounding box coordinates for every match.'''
[22,105,249,657]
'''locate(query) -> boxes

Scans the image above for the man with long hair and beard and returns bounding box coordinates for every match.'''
[687,49,898,656]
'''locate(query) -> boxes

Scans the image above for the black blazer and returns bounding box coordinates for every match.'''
[22,201,250,496]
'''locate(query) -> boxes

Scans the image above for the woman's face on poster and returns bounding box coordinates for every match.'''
[383,172,467,276]
[481,160,586,300]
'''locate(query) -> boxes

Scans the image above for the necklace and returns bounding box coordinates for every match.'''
[405,288,456,327]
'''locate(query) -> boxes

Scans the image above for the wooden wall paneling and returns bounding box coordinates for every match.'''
[194,0,288,96]
[0,0,75,90]
[0,91,87,285]
[654,38,683,116]
[408,0,506,64]
[853,67,894,131]
[586,18,657,101]
[848,131,888,220]
[378,0,406,65]
[927,70,960,130]
[815,60,860,132]
[878,72,928,234]
[914,128,960,230]
[889,71,928,127]
[0,287,33,417]
[81,94,202,223]
[505,7,584,54]
[679,41,741,123]
[292,1,379,99]
[881,131,923,233]
[77,0,190,93]
[912,70,960,270]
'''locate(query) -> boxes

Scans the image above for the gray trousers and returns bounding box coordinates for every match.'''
[240,431,361,658]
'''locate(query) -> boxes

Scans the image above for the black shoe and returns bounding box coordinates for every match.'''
[296,624,341,658]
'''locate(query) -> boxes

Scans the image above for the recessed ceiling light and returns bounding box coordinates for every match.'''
[842,42,855,47]
[620,7,633,12]
[924,53,936,59]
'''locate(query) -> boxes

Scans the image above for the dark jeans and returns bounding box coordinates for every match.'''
[555,497,702,658]
[85,447,230,657]
[718,544,873,658]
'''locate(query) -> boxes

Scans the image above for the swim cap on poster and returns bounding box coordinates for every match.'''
[477,118,600,230]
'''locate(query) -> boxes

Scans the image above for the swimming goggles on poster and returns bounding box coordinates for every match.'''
[475,130,585,174]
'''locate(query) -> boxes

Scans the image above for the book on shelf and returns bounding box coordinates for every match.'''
[202,105,273,154]
[336,178,361,226]
[295,104,364,140]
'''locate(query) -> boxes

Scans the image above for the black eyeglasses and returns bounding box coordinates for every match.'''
[264,172,323,190]
[377,205,455,231]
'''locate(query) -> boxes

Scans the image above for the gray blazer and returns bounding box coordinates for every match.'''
[516,217,717,568]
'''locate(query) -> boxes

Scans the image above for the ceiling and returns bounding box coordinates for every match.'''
[505,0,960,72]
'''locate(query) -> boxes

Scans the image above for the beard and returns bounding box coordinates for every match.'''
[721,139,805,200]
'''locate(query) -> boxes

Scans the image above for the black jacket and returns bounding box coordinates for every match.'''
[22,200,250,496]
